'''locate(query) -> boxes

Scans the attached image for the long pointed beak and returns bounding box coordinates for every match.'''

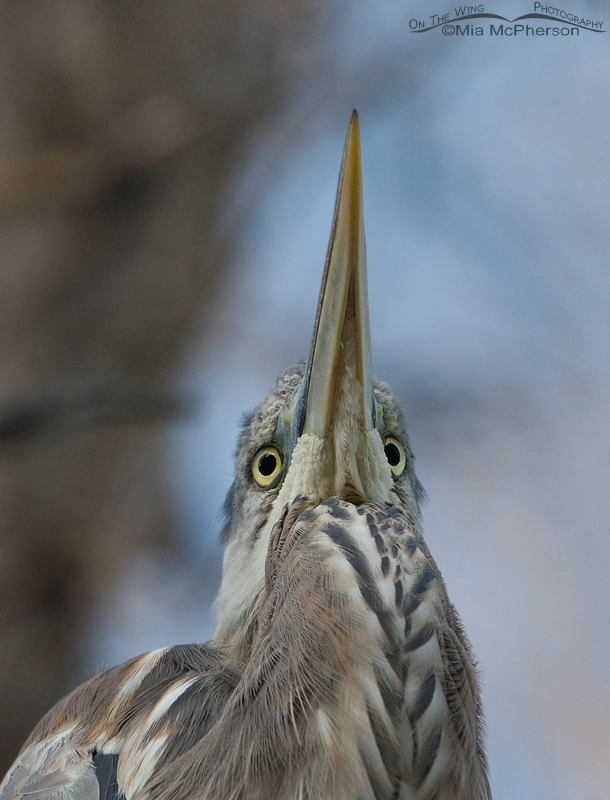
[301,110,374,437]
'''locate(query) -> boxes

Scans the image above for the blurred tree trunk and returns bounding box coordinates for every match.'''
[0,0,316,775]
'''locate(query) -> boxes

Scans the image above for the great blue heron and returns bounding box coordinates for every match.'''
[0,112,491,800]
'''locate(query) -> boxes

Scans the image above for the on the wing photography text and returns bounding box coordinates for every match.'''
[409,3,604,35]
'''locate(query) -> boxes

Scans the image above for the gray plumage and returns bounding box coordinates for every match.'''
[0,112,490,800]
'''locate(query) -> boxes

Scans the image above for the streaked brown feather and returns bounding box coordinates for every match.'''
[0,496,489,800]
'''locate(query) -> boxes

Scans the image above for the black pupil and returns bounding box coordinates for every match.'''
[259,453,277,476]
[385,442,400,467]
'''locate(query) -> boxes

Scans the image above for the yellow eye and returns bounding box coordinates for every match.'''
[252,446,284,488]
[383,436,406,477]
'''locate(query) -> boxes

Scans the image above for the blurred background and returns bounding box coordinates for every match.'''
[0,1,608,797]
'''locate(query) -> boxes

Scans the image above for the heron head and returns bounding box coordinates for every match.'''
[214,112,424,650]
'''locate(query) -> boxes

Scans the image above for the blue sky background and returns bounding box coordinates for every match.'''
[86,4,610,798]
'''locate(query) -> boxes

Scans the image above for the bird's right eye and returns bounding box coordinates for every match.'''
[383,435,406,477]
[252,446,284,488]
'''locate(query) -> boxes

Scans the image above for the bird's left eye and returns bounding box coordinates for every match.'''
[383,436,406,477]
[252,446,284,488]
